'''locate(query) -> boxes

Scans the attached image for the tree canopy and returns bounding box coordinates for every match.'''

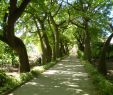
[0,0,112,75]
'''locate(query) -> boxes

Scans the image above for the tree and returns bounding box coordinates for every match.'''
[0,0,31,72]
[48,1,67,58]
[67,0,112,62]
[98,24,113,75]
[25,1,52,64]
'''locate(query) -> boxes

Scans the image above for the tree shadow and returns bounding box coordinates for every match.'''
[9,55,98,95]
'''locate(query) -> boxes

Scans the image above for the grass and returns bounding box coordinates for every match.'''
[83,61,113,95]
[77,49,113,95]
[0,55,67,95]
[0,61,57,95]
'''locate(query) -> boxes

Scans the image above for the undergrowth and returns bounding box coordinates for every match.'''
[0,61,56,95]
[84,61,113,95]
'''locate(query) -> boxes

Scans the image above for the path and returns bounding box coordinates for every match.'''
[8,54,98,95]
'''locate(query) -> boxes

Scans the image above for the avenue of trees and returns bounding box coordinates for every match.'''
[0,0,113,77]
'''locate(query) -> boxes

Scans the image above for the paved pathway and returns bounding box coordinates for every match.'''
[9,55,98,95]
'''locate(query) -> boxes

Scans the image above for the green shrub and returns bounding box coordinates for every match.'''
[31,69,41,76]
[77,50,84,59]
[84,62,113,95]
[20,73,33,82]
[44,62,55,70]
[0,57,59,95]
[0,71,9,87]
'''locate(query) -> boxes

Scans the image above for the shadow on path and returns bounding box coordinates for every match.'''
[9,55,98,95]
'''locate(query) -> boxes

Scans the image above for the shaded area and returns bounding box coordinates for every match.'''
[8,55,98,95]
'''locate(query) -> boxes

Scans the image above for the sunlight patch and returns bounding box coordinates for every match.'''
[72,73,88,77]
[8,94,14,95]
[61,59,70,62]
[43,70,59,75]
[75,89,83,93]
[68,84,79,87]
[54,85,60,88]
[26,82,38,85]
[58,64,63,66]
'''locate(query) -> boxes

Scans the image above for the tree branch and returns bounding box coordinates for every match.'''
[70,20,85,29]
[53,1,63,17]
[109,23,113,31]
[0,35,8,44]
[9,0,31,23]
[58,20,66,27]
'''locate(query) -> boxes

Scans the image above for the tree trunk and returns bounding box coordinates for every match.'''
[4,22,30,73]
[98,33,113,75]
[38,32,46,65]
[49,14,60,58]
[50,30,56,61]
[84,33,91,61]
[8,11,31,72]
[83,18,91,62]
[78,42,84,52]
[4,33,30,72]
[42,31,52,62]
[34,19,47,64]
[54,26,60,58]
[14,37,30,72]
[1,0,31,73]
[65,43,69,55]
[47,17,56,61]
[40,22,52,63]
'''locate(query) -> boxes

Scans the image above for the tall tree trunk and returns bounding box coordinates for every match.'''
[34,15,52,63]
[84,33,91,61]
[98,33,113,75]
[47,17,56,61]
[42,30,52,62]
[2,0,31,73]
[59,41,66,57]
[65,43,69,55]
[40,23,52,62]
[5,23,30,72]
[38,32,46,65]
[14,37,30,72]
[49,14,60,58]
[83,18,91,62]
[34,20,46,64]
[54,26,60,58]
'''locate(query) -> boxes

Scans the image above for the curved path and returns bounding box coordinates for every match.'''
[9,55,98,95]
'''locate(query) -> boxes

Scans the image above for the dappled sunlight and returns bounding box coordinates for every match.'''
[9,55,97,95]
[32,66,45,72]
[43,70,59,75]
[68,84,79,87]
[58,63,63,66]
[60,59,70,62]
[75,88,83,93]
[8,94,14,95]
[26,82,38,86]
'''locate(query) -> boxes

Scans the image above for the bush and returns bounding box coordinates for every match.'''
[0,71,10,87]
[77,50,84,59]
[84,62,113,95]
[20,72,33,82]
[0,57,60,95]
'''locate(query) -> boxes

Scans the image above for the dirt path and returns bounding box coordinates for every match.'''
[8,54,98,95]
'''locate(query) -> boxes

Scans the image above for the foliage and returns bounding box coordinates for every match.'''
[91,42,113,59]
[20,72,33,82]
[77,50,85,59]
[91,42,103,58]
[0,59,57,95]
[0,0,113,94]
[84,61,113,95]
